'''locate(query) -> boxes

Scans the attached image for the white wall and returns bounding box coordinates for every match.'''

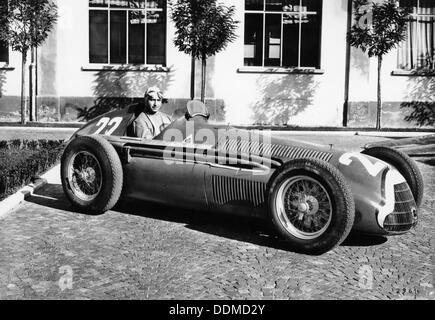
[349,48,434,103]
[47,0,351,125]
[3,0,428,126]
[52,0,192,98]
[346,0,434,128]
[2,45,22,97]
[213,0,350,126]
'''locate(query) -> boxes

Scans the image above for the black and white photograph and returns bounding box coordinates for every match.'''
[0,0,433,306]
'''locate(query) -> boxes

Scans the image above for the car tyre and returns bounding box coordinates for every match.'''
[267,158,355,255]
[61,135,123,214]
[362,146,424,207]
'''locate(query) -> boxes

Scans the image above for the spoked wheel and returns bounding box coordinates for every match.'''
[67,151,103,202]
[275,176,333,240]
[268,158,355,255]
[61,135,123,214]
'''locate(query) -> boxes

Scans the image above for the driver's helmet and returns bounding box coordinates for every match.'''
[145,86,165,100]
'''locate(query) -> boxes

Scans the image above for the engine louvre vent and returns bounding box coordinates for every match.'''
[270,144,333,162]
[217,138,333,162]
[211,175,266,207]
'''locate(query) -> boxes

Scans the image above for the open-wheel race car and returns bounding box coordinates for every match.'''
[61,101,424,255]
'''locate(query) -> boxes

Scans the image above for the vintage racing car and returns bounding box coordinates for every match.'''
[60,101,424,254]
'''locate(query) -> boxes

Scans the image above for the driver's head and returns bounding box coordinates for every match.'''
[144,87,164,114]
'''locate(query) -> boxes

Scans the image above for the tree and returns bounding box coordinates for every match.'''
[0,0,58,124]
[347,0,410,130]
[171,0,239,102]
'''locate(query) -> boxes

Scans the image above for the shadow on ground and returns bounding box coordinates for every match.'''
[29,184,76,212]
[341,233,387,246]
[416,157,435,167]
[28,183,388,254]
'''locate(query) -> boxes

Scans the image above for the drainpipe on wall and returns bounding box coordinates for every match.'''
[343,0,353,127]
[29,46,37,122]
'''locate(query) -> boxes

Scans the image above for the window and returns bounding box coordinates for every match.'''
[244,0,322,69]
[89,0,166,65]
[0,40,8,63]
[398,0,435,70]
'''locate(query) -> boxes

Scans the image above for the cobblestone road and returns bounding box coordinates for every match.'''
[0,159,433,300]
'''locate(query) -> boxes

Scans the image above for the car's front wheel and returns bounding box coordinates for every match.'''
[268,158,355,255]
[61,135,123,214]
[362,146,424,207]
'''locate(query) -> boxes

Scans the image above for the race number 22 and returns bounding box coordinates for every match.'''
[94,117,122,136]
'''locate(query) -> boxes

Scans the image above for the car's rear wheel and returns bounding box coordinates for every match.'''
[362,146,424,207]
[61,135,123,214]
[268,158,355,255]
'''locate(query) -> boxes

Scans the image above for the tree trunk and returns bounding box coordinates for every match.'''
[29,47,37,122]
[21,52,27,125]
[376,55,382,130]
[190,56,195,100]
[201,54,206,103]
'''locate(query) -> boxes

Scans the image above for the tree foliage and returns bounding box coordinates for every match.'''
[347,0,411,58]
[0,0,58,124]
[171,0,239,60]
[0,0,58,61]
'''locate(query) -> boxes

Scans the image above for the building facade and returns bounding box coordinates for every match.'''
[0,0,433,128]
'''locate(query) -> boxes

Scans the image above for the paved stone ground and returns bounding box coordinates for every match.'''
[0,141,433,300]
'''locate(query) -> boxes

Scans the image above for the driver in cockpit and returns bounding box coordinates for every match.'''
[129,86,172,140]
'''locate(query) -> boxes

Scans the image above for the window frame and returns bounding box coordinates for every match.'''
[0,40,9,65]
[243,0,323,71]
[88,0,167,67]
[397,0,435,72]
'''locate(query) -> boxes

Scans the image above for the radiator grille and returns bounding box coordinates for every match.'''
[211,175,266,206]
[217,138,333,162]
[383,182,418,232]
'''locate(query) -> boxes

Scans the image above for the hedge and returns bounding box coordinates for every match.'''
[0,139,66,201]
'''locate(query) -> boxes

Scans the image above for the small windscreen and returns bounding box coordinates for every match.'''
[186,100,209,117]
